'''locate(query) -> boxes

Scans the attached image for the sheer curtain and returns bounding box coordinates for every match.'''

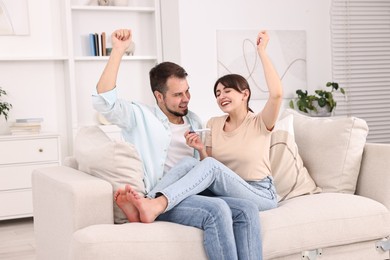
[330,0,390,143]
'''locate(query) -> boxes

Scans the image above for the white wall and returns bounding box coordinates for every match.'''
[161,0,333,122]
[0,0,69,157]
[0,0,333,157]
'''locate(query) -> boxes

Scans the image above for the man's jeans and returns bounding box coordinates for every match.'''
[151,156,276,259]
[157,195,262,260]
[149,157,278,211]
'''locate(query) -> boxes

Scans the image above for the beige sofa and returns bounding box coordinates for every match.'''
[32,110,390,260]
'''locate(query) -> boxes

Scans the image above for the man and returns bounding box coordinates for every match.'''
[93,28,262,260]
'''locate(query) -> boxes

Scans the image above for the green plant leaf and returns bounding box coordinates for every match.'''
[289,100,294,109]
[318,98,326,107]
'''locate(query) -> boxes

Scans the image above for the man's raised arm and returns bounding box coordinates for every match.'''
[97,29,132,94]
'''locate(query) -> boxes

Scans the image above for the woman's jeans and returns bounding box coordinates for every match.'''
[149,156,278,212]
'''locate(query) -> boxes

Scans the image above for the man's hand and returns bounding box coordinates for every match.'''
[112,29,132,55]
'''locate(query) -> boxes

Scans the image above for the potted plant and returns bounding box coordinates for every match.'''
[289,82,345,117]
[0,86,12,121]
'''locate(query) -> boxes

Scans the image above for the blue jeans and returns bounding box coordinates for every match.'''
[157,195,262,260]
[149,157,278,212]
[149,156,276,259]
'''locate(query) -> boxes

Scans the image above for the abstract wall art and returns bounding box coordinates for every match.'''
[217,30,307,99]
[0,0,30,35]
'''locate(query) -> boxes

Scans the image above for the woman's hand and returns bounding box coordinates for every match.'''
[256,30,269,53]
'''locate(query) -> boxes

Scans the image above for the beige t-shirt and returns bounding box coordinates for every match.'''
[205,112,272,181]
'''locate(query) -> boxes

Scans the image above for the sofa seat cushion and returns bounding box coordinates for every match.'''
[260,193,390,259]
[71,222,207,260]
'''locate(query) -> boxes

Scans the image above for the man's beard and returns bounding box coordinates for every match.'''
[166,106,188,117]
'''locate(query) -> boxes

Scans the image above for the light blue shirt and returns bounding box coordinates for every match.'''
[92,88,203,192]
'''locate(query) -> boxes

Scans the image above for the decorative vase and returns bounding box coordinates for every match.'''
[112,0,129,6]
[125,41,135,56]
[98,0,111,6]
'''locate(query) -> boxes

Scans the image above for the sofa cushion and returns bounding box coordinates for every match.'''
[283,109,368,193]
[260,193,390,259]
[74,126,145,224]
[270,130,322,202]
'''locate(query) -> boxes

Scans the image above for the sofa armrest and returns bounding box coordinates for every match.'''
[32,166,114,260]
[356,143,390,210]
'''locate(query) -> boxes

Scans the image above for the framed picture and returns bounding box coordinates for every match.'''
[217,30,307,100]
[0,0,30,36]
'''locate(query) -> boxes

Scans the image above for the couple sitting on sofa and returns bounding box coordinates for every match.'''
[94,28,282,260]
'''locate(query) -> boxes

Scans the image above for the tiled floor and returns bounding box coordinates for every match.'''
[0,217,35,260]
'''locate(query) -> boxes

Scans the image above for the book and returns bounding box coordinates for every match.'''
[94,33,99,56]
[13,122,42,127]
[101,32,107,56]
[10,125,41,131]
[98,32,103,56]
[89,33,96,56]
[15,117,43,123]
[10,124,41,135]
[10,130,40,135]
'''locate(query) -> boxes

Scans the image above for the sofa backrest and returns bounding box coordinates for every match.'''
[283,109,369,194]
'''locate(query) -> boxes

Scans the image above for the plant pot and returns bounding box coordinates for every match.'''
[308,101,332,117]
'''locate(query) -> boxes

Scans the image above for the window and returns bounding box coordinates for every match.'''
[330,0,390,143]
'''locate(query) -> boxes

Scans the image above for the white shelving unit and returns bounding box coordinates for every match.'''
[0,0,162,158]
[64,0,163,142]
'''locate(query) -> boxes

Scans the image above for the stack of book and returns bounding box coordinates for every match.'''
[89,32,107,56]
[10,118,43,135]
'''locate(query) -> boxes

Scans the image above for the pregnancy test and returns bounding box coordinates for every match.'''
[191,128,211,133]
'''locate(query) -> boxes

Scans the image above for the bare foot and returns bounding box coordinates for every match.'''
[126,185,168,223]
[114,186,140,222]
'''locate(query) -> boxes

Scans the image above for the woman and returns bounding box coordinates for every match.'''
[119,30,283,224]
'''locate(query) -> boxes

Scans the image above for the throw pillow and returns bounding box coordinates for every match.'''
[274,114,295,137]
[74,126,145,224]
[271,115,321,202]
[282,109,369,194]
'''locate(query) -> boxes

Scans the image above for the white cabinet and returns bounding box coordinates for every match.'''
[0,134,60,220]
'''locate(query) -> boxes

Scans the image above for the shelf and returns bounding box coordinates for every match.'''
[74,55,158,61]
[0,57,68,61]
[71,5,155,12]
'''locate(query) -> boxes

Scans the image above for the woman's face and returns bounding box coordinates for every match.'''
[215,83,246,113]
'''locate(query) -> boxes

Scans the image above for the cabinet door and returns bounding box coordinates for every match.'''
[0,138,59,165]
[0,190,33,220]
[0,163,59,191]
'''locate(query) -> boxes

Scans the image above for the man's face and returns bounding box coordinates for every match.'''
[158,76,191,119]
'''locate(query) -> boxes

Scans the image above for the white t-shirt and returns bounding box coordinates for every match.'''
[164,118,193,173]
